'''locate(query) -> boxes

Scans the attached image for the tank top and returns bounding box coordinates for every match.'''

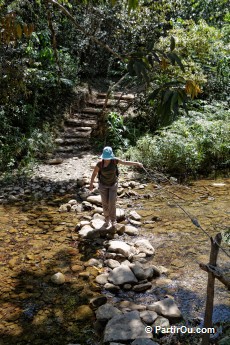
[97,159,119,186]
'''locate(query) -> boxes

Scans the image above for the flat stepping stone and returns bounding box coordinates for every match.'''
[103,311,153,343]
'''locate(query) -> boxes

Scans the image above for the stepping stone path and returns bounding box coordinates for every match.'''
[58,180,183,345]
[54,91,134,156]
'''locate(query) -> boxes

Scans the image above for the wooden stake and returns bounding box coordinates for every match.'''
[201,233,222,345]
[199,263,230,290]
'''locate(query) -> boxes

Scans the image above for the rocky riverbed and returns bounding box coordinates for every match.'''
[0,155,230,345]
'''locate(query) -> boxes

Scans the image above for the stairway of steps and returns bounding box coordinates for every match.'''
[54,92,134,156]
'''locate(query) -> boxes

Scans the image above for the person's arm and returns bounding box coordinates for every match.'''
[117,159,143,169]
[89,165,100,191]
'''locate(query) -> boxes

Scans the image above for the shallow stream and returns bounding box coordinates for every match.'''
[0,178,229,344]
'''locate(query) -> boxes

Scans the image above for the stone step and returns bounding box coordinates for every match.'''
[61,132,91,141]
[65,119,97,127]
[54,91,135,155]
[56,144,91,153]
[71,113,99,122]
[62,130,92,138]
[55,137,90,145]
[61,128,92,138]
[97,93,135,101]
[81,107,102,115]
[87,99,128,108]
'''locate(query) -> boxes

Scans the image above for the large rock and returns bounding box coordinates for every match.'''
[134,239,155,256]
[125,225,139,236]
[116,208,125,221]
[82,201,94,210]
[89,295,107,309]
[118,301,147,312]
[91,218,105,230]
[78,225,95,239]
[108,265,138,285]
[132,282,152,292]
[153,316,170,329]
[139,310,158,324]
[86,195,102,206]
[143,267,154,280]
[78,220,90,227]
[129,210,142,221]
[114,223,125,235]
[95,303,122,322]
[103,311,153,343]
[130,263,147,280]
[104,259,120,269]
[108,240,134,258]
[93,213,105,220]
[51,272,65,285]
[95,273,109,285]
[73,305,94,321]
[147,298,182,320]
[85,258,103,267]
[104,283,120,293]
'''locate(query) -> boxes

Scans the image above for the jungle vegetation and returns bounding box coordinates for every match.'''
[0,0,229,177]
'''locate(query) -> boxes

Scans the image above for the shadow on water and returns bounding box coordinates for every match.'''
[0,249,100,345]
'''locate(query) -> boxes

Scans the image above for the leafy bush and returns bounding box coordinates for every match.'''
[0,124,55,172]
[104,111,147,151]
[124,101,230,177]
[105,112,129,150]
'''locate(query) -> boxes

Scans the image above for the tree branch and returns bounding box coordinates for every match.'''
[48,0,124,61]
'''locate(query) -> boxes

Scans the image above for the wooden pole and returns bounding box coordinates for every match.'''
[199,263,230,290]
[201,233,222,345]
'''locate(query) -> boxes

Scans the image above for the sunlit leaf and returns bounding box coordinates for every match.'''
[16,24,22,39]
[23,24,29,37]
[160,57,169,70]
[185,80,202,99]
[28,23,34,36]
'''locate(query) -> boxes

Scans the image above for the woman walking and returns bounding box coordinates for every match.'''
[89,146,143,228]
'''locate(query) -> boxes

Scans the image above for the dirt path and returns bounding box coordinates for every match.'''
[32,153,98,182]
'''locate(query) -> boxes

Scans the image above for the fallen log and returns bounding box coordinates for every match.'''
[199,263,230,290]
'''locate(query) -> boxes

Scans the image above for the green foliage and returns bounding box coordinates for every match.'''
[124,101,230,177]
[0,123,55,172]
[104,111,146,151]
[156,19,230,100]
[178,0,229,27]
[105,112,129,150]
[0,0,78,171]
